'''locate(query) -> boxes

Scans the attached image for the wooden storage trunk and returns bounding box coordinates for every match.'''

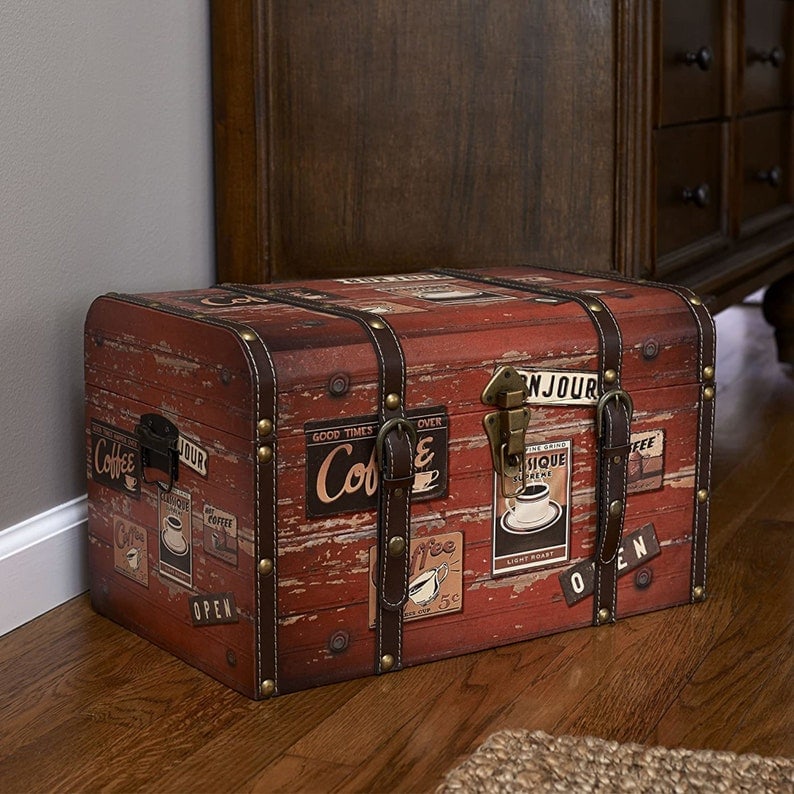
[85,266,715,699]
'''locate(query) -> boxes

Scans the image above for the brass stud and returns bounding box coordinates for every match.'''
[368,318,386,330]
[609,499,623,517]
[388,536,406,557]
[603,369,617,385]
[689,295,703,307]
[380,654,395,672]
[257,418,274,437]
[612,455,622,465]
[588,302,603,312]
[703,365,715,381]
[394,487,404,498]
[385,393,401,410]
[192,312,205,319]
[239,329,257,342]
[693,586,706,601]
[258,558,274,576]
[257,445,274,464]
[697,489,709,504]
[259,679,276,697]
[598,607,611,623]
[703,386,715,401]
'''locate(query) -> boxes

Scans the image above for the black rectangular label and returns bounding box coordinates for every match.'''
[90,419,141,498]
[305,407,448,517]
[558,523,662,606]
[188,592,238,626]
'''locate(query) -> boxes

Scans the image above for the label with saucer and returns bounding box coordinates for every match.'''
[492,439,572,576]
[158,486,192,588]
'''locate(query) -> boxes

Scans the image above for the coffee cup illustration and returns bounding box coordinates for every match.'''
[408,562,448,607]
[502,482,561,533]
[124,474,137,491]
[162,514,188,555]
[126,547,142,572]
[413,469,439,493]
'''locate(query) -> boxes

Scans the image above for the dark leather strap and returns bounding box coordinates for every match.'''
[434,268,631,626]
[111,292,279,698]
[532,266,715,602]
[220,284,415,674]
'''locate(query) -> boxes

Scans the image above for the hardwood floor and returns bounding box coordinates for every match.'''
[1,297,792,793]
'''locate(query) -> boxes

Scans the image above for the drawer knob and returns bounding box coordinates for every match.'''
[755,166,782,188]
[682,183,711,208]
[685,46,713,71]
[754,46,786,68]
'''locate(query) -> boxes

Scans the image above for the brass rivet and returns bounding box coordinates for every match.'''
[703,386,715,401]
[394,487,404,498]
[598,607,611,623]
[588,302,603,312]
[693,586,706,601]
[689,295,703,306]
[603,369,617,384]
[257,445,274,464]
[612,455,622,465]
[385,393,400,410]
[388,536,406,557]
[703,365,715,381]
[368,318,386,330]
[239,329,257,342]
[148,301,161,308]
[192,312,205,319]
[380,654,395,672]
[609,499,623,517]
[257,418,273,437]
[697,489,709,504]
[259,679,276,697]
[258,558,274,576]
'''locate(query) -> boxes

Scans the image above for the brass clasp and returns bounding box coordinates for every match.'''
[482,366,531,498]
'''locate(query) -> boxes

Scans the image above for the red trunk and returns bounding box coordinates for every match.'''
[85,266,715,698]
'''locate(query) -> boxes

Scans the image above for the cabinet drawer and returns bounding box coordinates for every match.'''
[740,111,791,229]
[656,122,725,259]
[743,0,791,113]
[658,0,725,126]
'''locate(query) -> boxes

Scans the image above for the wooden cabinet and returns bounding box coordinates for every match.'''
[211,1,793,311]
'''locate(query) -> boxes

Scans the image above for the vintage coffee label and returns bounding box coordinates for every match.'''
[516,369,599,406]
[627,429,665,494]
[368,531,463,627]
[305,407,448,517]
[113,516,148,587]
[492,439,572,576]
[188,592,238,626]
[202,503,238,566]
[158,486,192,588]
[378,282,511,306]
[334,274,446,285]
[178,292,269,309]
[90,419,141,498]
[558,522,662,606]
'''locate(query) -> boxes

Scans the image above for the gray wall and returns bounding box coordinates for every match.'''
[0,1,214,531]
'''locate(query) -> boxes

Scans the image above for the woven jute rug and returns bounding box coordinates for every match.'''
[437,730,794,793]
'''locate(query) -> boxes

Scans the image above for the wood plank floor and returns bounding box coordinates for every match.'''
[1,297,792,793]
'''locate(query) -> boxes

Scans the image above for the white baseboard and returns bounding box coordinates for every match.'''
[0,495,88,636]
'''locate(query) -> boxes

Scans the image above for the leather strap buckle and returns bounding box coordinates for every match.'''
[596,389,634,439]
[375,417,418,472]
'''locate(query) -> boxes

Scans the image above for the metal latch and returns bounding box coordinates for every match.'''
[481,366,531,498]
[135,413,180,493]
